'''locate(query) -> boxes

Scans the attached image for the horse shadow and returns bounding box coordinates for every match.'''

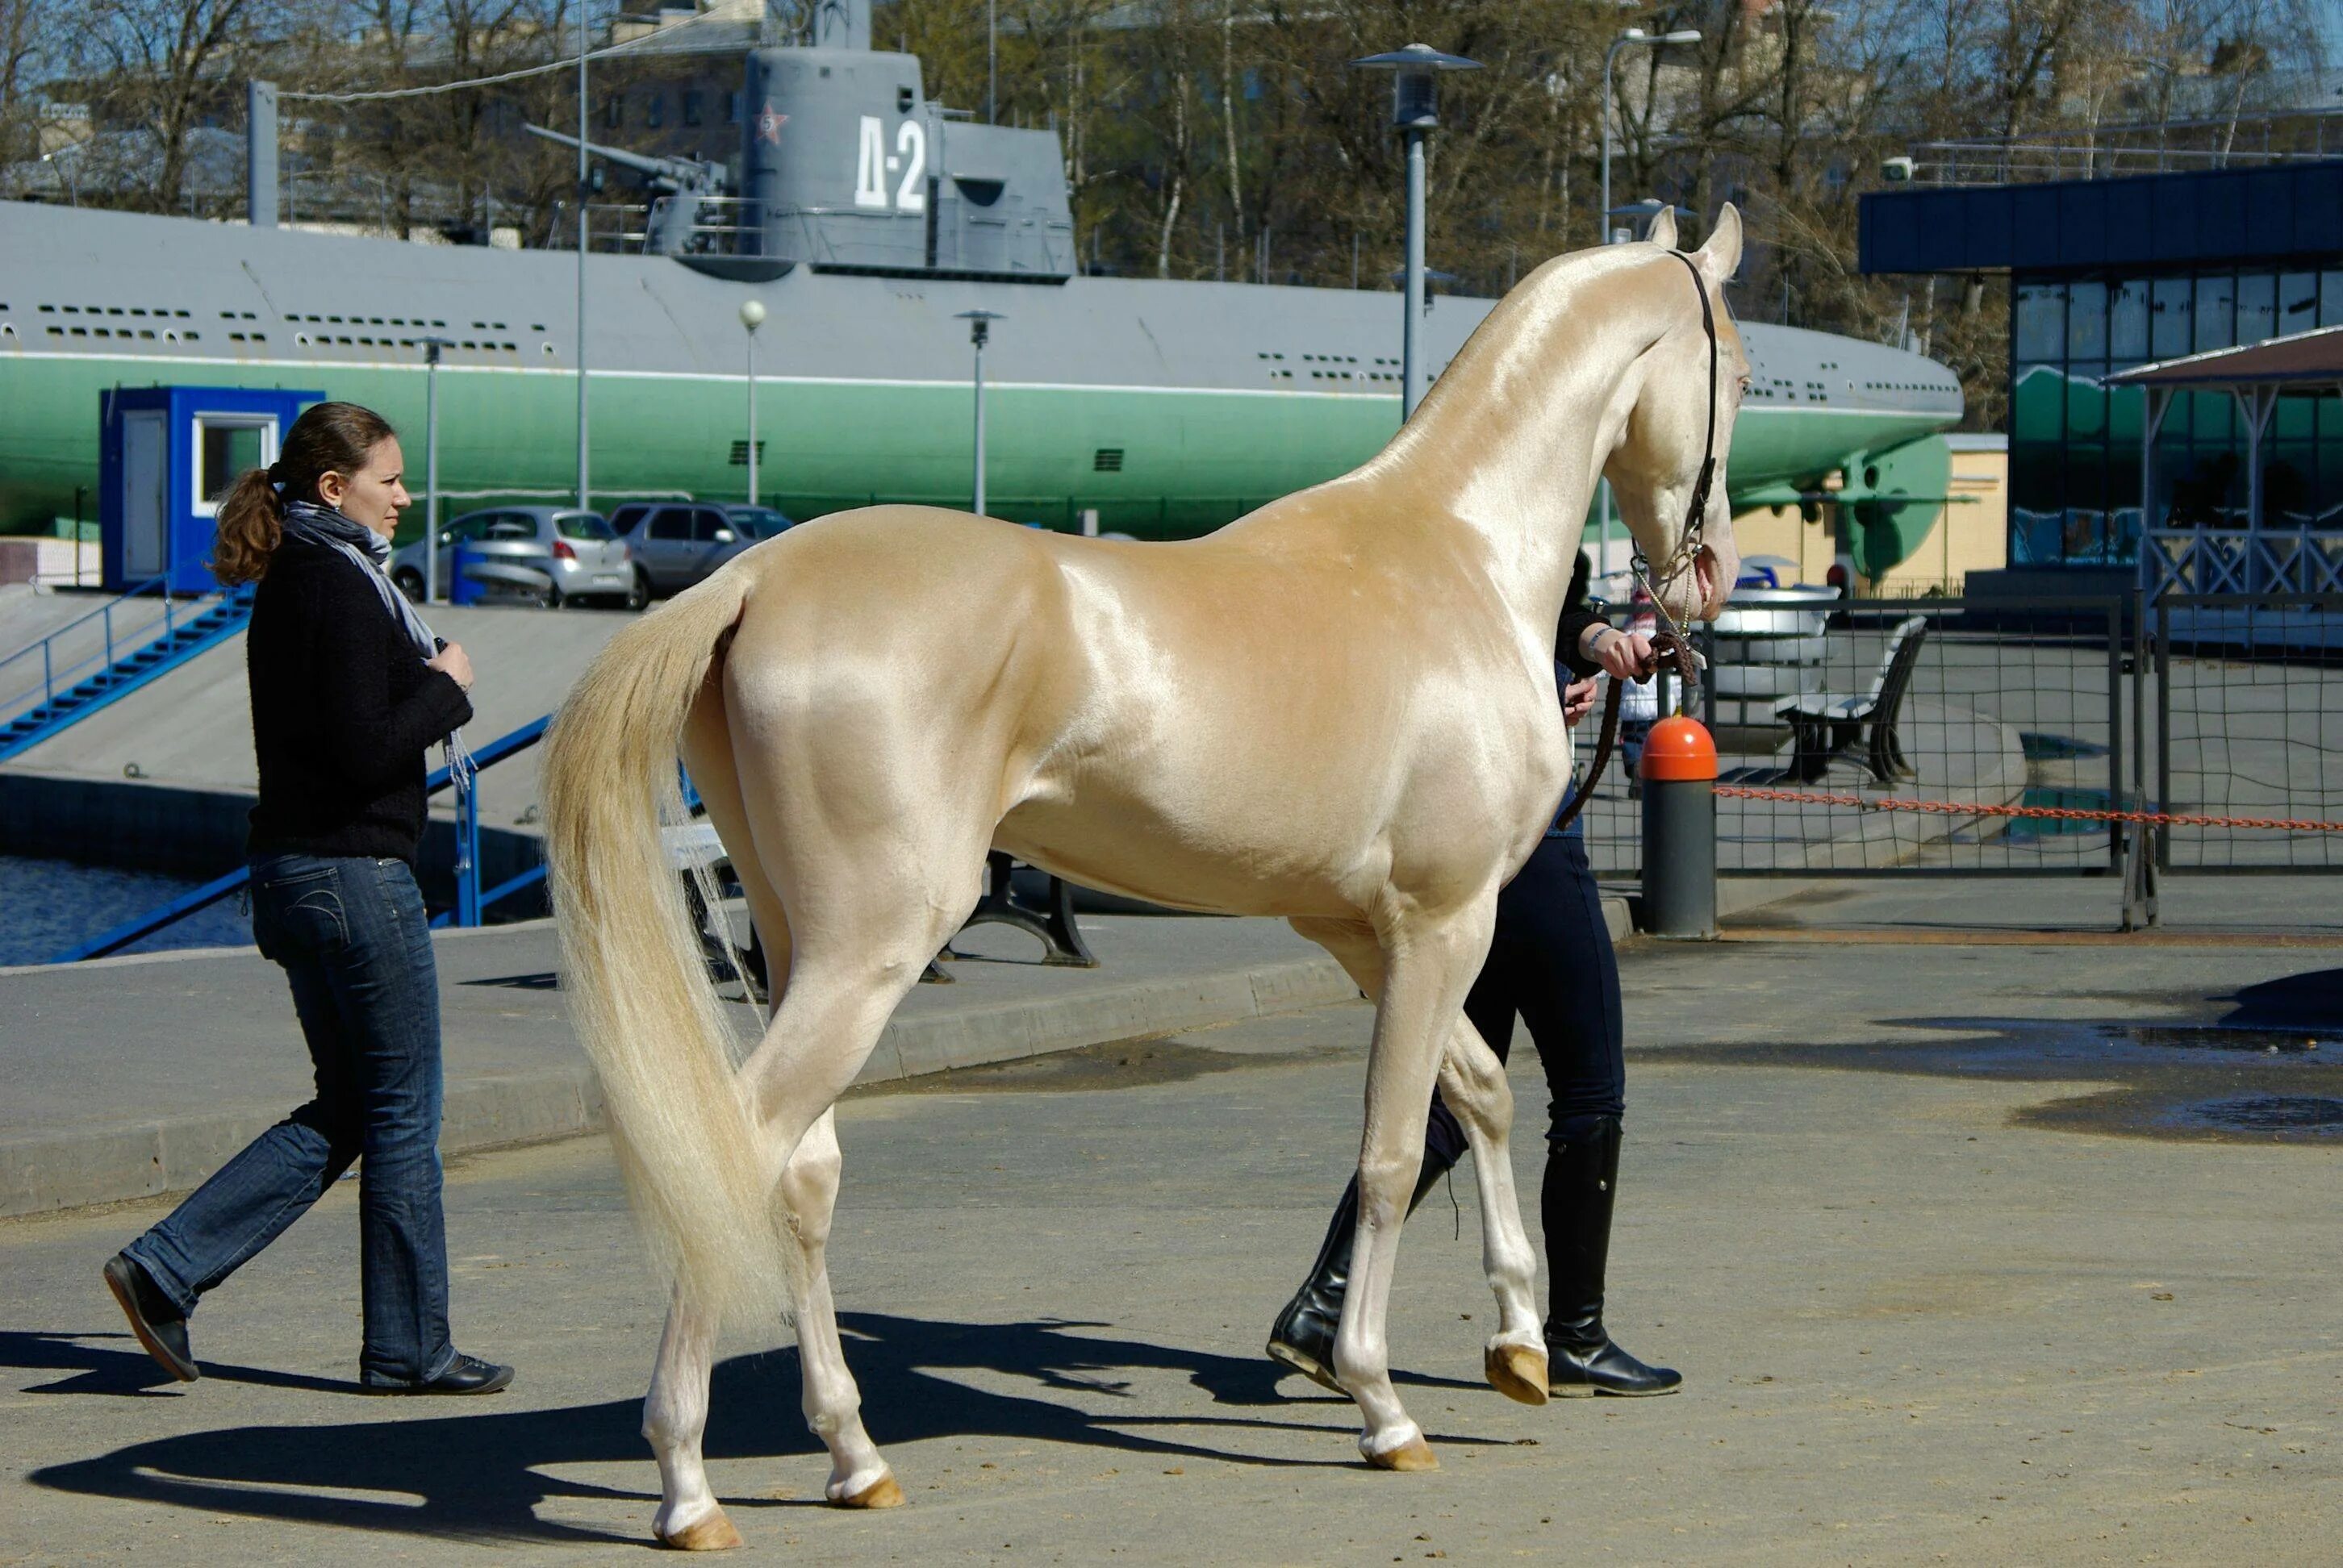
[13,1312,1499,1546]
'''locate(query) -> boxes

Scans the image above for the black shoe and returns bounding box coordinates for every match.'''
[1543,1115,1681,1398]
[103,1252,198,1383]
[1267,1147,1461,1393]
[362,1353,514,1396]
[1547,1331,1682,1396]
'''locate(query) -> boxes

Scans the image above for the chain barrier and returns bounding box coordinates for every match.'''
[1711,785,2343,836]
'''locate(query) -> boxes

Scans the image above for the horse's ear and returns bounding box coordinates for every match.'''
[1646,207,1678,250]
[1695,203,1744,285]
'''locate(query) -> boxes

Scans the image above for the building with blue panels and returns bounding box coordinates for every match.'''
[1861,161,2343,574]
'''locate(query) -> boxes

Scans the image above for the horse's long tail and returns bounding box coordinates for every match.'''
[541,564,787,1318]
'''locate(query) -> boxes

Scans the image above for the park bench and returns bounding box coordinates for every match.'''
[1773,615,1929,785]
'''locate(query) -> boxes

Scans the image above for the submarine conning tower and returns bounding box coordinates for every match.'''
[739,37,1074,281]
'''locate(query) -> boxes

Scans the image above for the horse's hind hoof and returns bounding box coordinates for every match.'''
[1485,1342,1550,1406]
[832,1471,905,1509]
[655,1508,744,1550]
[1363,1432,1439,1472]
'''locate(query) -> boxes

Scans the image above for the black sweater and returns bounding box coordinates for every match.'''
[245,536,474,864]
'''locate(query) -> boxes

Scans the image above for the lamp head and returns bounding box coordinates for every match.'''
[1350,43,1482,131]
[739,298,766,331]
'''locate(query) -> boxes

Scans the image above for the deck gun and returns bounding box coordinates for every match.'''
[525,123,729,255]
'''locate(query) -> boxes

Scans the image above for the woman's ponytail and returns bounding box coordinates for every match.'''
[207,401,396,586]
[211,464,286,586]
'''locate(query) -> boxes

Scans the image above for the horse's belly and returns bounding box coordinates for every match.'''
[992,797,1364,919]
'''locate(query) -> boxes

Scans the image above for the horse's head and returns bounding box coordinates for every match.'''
[1605,205,1746,624]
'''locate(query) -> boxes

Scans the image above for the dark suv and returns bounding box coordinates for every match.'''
[608,501,762,600]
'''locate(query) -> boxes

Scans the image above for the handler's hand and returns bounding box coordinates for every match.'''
[1563,677,1599,728]
[428,641,475,692]
[1581,623,1658,681]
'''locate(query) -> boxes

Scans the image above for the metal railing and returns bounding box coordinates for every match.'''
[2143,527,2343,598]
[52,713,551,962]
[0,576,175,724]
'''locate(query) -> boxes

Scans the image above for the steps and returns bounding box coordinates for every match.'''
[0,590,253,764]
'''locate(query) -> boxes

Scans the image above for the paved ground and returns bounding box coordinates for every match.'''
[4,924,2338,1563]
[0,912,1365,1216]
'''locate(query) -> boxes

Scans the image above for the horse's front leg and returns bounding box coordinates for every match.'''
[1337,903,1497,1470]
[1436,1018,1548,1403]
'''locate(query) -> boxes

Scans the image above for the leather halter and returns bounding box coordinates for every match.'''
[1552,251,1718,835]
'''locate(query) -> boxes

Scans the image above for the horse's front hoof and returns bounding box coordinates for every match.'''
[831,1471,906,1509]
[1485,1341,1550,1406]
[1362,1432,1439,1472]
[655,1508,744,1551]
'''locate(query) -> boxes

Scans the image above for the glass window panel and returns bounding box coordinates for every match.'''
[2193,388,2236,447]
[2110,279,2150,360]
[2107,381,2149,447]
[2317,440,2343,525]
[2151,278,2193,358]
[2195,273,2236,352]
[2013,362,2066,443]
[2275,391,2317,440]
[2237,273,2276,344]
[2065,444,2109,518]
[2265,444,2316,524]
[2015,283,2065,362]
[2066,281,2108,358]
[2011,438,2064,516]
[2281,272,2319,328]
[2324,271,2343,328]
[2067,361,2109,440]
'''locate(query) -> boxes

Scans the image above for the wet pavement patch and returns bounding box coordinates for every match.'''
[1653,1006,2343,1145]
[2182,1095,2343,1132]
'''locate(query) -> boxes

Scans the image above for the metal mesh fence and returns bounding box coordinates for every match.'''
[1579,592,2343,884]
[1583,596,2128,880]
[2156,594,2343,873]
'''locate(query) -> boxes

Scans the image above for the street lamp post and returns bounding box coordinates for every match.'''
[956,311,1004,518]
[1600,27,1701,247]
[575,9,591,512]
[1596,27,1698,582]
[1351,44,1481,422]
[739,298,766,507]
[421,336,454,603]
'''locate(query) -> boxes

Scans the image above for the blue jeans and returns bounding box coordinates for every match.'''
[1426,832,1627,1164]
[124,853,457,1386]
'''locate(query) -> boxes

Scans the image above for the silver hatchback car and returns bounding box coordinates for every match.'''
[391,506,643,609]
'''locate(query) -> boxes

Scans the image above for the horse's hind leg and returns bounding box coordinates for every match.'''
[775,1107,901,1507]
[645,1279,740,1549]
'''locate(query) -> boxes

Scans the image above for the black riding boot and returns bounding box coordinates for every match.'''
[1544,1114,1680,1396]
[1265,1145,1461,1392]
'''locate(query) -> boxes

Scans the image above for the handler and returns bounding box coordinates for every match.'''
[1268,553,1678,1399]
[102,401,512,1395]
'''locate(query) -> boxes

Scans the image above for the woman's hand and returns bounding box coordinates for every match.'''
[1580,621,1658,681]
[1563,677,1599,728]
[427,641,474,692]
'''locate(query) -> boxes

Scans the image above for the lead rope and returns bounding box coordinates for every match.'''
[1550,627,1698,834]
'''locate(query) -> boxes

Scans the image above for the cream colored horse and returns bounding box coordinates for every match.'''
[541,207,1746,1549]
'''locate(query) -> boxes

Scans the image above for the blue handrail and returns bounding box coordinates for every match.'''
[0,576,176,720]
[53,712,554,962]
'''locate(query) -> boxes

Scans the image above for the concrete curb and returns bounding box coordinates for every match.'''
[0,953,1364,1220]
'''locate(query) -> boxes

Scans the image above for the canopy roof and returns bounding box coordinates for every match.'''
[2105,325,2343,390]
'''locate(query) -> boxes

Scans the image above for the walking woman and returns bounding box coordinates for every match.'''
[103,401,512,1395]
[1268,553,1678,1399]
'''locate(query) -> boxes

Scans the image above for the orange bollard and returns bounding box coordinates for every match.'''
[1639,715,1718,939]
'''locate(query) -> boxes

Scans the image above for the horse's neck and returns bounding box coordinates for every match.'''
[1350,248,1669,644]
